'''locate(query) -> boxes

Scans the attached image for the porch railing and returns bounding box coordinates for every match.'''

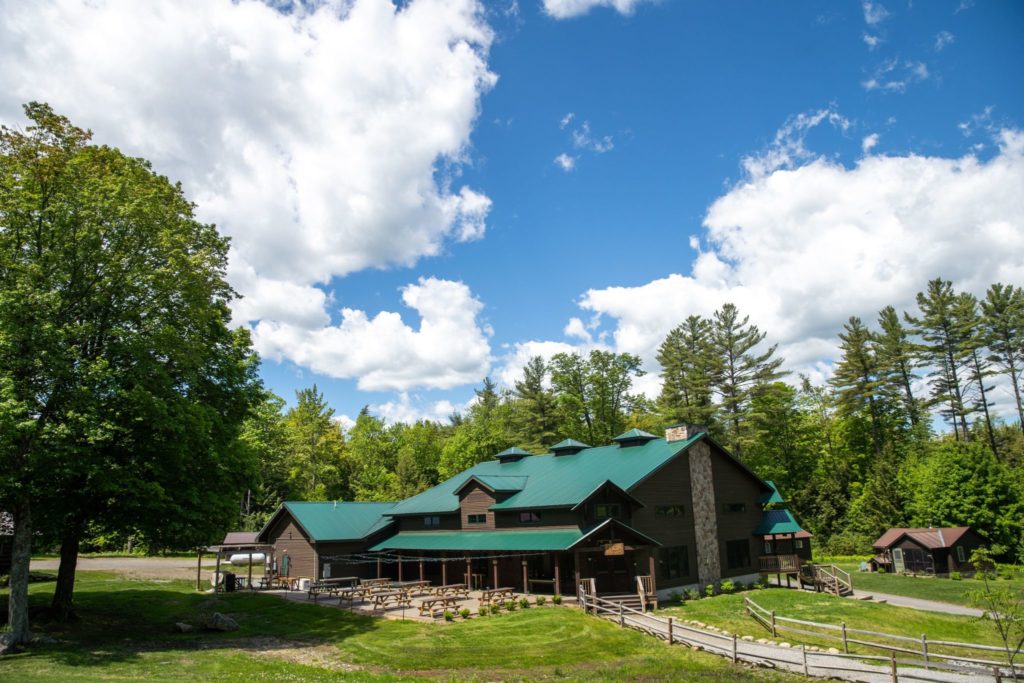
[635,575,657,611]
[758,554,802,573]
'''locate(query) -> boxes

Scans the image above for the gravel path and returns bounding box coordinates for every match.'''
[31,556,229,581]
[850,590,984,617]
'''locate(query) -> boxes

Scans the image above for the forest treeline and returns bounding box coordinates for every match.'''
[219,278,1024,562]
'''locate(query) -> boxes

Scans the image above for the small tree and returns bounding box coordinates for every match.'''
[967,548,1024,680]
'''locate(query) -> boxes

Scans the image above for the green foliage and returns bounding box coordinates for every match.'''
[459,607,471,619]
[535,595,546,606]
[719,580,735,594]
[552,594,562,605]
[704,584,715,598]
[967,548,1024,677]
[950,571,962,581]
[505,599,517,611]
[443,609,455,621]
[549,350,645,445]
[519,597,530,609]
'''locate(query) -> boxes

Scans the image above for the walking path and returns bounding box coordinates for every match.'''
[850,590,984,617]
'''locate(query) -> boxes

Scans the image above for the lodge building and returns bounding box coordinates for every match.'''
[256,424,811,599]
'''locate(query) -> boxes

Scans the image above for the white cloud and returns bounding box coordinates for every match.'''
[0,0,497,381]
[863,33,882,50]
[554,153,577,171]
[572,121,615,153]
[741,107,850,179]
[862,59,930,93]
[252,277,492,392]
[560,112,576,129]
[861,133,880,154]
[934,31,955,51]
[497,340,585,388]
[543,0,655,20]
[568,126,1024,406]
[370,393,467,424]
[862,1,889,25]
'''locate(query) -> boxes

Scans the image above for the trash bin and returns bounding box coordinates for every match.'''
[224,572,236,592]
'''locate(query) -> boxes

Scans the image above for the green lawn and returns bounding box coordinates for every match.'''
[657,588,1002,658]
[834,562,1024,607]
[0,572,800,682]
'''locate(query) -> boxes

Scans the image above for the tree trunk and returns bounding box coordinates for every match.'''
[50,518,84,622]
[7,500,34,644]
[970,350,999,457]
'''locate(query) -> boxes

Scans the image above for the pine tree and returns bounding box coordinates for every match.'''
[512,356,560,450]
[905,279,974,440]
[656,315,716,428]
[709,303,786,456]
[958,292,999,456]
[830,317,885,456]
[981,283,1024,433]
[874,305,923,428]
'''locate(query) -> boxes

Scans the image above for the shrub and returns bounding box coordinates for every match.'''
[519,597,530,609]
[733,581,746,592]
[877,567,886,574]
[686,588,701,601]
[477,607,488,617]
[491,603,502,615]
[535,596,546,606]
[704,584,715,597]
[443,610,454,621]
[668,590,683,604]
[459,608,471,619]
[505,599,517,611]
[552,594,562,605]
[950,571,962,581]
[719,580,735,594]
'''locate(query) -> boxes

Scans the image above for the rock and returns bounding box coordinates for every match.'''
[199,612,239,632]
[778,642,792,648]
[0,632,18,656]
[174,622,194,633]
[756,638,769,644]
[741,635,754,642]
[827,647,840,654]
[31,635,59,646]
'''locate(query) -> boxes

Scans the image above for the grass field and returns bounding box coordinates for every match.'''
[0,571,800,682]
[657,588,1002,658]
[834,562,1024,607]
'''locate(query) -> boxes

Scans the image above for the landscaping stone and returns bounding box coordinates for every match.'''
[741,635,753,641]
[199,612,239,632]
[0,632,17,656]
[31,634,59,645]
[756,638,769,644]
[827,647,840,654]
[778,642,791,648]
[174,622,194,633]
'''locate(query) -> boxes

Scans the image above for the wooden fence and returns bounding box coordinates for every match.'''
[744,595,1015,679]
[576,586,1012,681]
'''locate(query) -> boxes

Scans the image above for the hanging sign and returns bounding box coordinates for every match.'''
[604,542,625,556]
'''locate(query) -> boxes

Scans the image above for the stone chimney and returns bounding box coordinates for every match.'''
[665,423,706,442]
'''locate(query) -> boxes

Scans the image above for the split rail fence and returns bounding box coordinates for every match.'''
[576,585,1013,682]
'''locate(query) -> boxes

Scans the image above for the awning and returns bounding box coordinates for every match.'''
[754,508,806,535]
[369,528,584,552]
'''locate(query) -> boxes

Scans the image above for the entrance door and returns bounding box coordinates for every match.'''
[891,548,904,573]
[595,554,633,593]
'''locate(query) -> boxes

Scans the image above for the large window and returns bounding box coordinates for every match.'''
[956,545,965,562]
[519,511,542,524]
[726,539,751,569]
[658,546,690,580]
[594,503,621,519]
[424,515,441,528]
[656,505,685,517]
[467,514,486,525]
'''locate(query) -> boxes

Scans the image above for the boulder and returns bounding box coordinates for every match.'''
[741,635,754,642]
[0,632,17,656]
[756,638,770,644]
[199,612,239,632]
[778,642,792,648]
[174,622,194,633]
[827,647,840,654]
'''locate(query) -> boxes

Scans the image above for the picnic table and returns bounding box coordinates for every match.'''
[392,580,431,596]
[269,575,298,590]
[419,595,464,618]
[360,577,391,588]
[479,587,517,606]
[370,590,412,611]
[308,577,359,601]
[432,583,469,597]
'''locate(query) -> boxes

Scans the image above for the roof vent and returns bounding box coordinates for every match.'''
[665,423,706,443]
[612,428,657,447]
[550,438,591,456]
[495,447,531,464]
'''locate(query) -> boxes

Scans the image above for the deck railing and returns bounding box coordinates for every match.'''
[635,575,657,611]
[758,554,802,573]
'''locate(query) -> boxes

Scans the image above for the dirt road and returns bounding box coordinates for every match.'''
[30,556,256,581]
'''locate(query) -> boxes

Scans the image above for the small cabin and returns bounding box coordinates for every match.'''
[870,527,984,576]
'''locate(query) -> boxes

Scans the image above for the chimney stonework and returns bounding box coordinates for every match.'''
[687,440,721,586]
[665,424,706,442]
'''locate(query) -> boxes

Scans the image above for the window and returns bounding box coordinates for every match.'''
[467,514,487,525]
[424,515,441,528]
[795,539,804,550]
[723,502,746,514]
[956,545,965,563]
[726,539,751,569]
[656,505,685,517]
[519,511,542,524]
[764,540,773,554]
[594,503,621,519]
[658,545,690,580]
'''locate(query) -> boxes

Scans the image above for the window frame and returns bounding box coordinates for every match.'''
[722,502,746,514]
[423,515,441,528]
[594,503,622,519]
[655,504,686,517]
[725,539,751,570]
[466,513,487,525]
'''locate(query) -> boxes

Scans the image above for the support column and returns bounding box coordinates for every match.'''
[419,560,425,582]
[491,558,499,589]
[522,559,528,594]
[441,553,448,586]
[688,440,722,586]
[376,557,382,579]
[248,552,253,590]
[554,553,561,596]
[465,557,472,588]
[196,549,203,591]
[398,558,404,582]
[573,550,581,594]
[648,550,657,595]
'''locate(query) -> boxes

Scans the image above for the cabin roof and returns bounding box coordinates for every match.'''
[872,527,972,550]
[222,531,259,545]
[753,508,807,535]
[759,480,785,505]
[257,501,397,543]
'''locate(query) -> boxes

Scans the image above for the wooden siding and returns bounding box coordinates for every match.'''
[494,508,580,528]
[316,540,378,581]
[396,513,461,532]
[579,486,635,527]
[266,516,316,579]
[710,445,764,579]
[460,482,496,529]
[631,455,697,587]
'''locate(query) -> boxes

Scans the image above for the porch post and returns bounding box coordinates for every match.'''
[248,552,253,590]
[398,558,404,582]
[441,553,448,586]
[419,559,425,582]
[214,552,221,593]
[465,557,472,588]
[376,557,382,579]
[648,550,657,594]
[491,558,499,589]
[554,553,561,595]
[573,550,581,594]
[522,559,528,594]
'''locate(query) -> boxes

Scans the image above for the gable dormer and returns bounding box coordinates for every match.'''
[612,428,657,447]
[550,438,591,456]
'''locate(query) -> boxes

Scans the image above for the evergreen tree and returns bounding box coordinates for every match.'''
[957,292,999,456]
[874,305,924,428]
[981,283,1024,432]
[345,408,400,501]
[512,356,559,450]
[709,303,786,456]
[656,315,716,428]
[830,316,885,457]
[284,386,349,500]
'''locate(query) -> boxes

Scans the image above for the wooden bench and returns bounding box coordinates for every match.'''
[308,578,358,601]
[360,577,391,588]
[418,595,463,618]
[370,590,413,611]
[392,580,432,596]
[433,583,469,597]
[479,587,517,606]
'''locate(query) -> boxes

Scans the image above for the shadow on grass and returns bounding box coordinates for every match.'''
[1,584,385,670]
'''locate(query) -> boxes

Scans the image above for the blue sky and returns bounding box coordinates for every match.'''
[2,0,1023,425]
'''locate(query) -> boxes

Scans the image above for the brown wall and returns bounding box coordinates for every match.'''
[316,540,378,581]
[711,449,764,579]
[460,483,496,529]
[267,516,316,579]
[396,513,461,532]
[631,455,698,587]
[494,508,579,528]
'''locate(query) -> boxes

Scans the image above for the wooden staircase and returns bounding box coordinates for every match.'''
[806,564,853,596]
[600,593,644,612]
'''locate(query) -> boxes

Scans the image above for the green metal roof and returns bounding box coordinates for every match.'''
[495,447,532,460]
[385,433,703,516]
[457,475,529,493]
[550,438,592,453]
[754,508,805,535]
[612,428,657,444]
[369,528,584,551]
[270,502,396,542]
[759,480,785,505]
